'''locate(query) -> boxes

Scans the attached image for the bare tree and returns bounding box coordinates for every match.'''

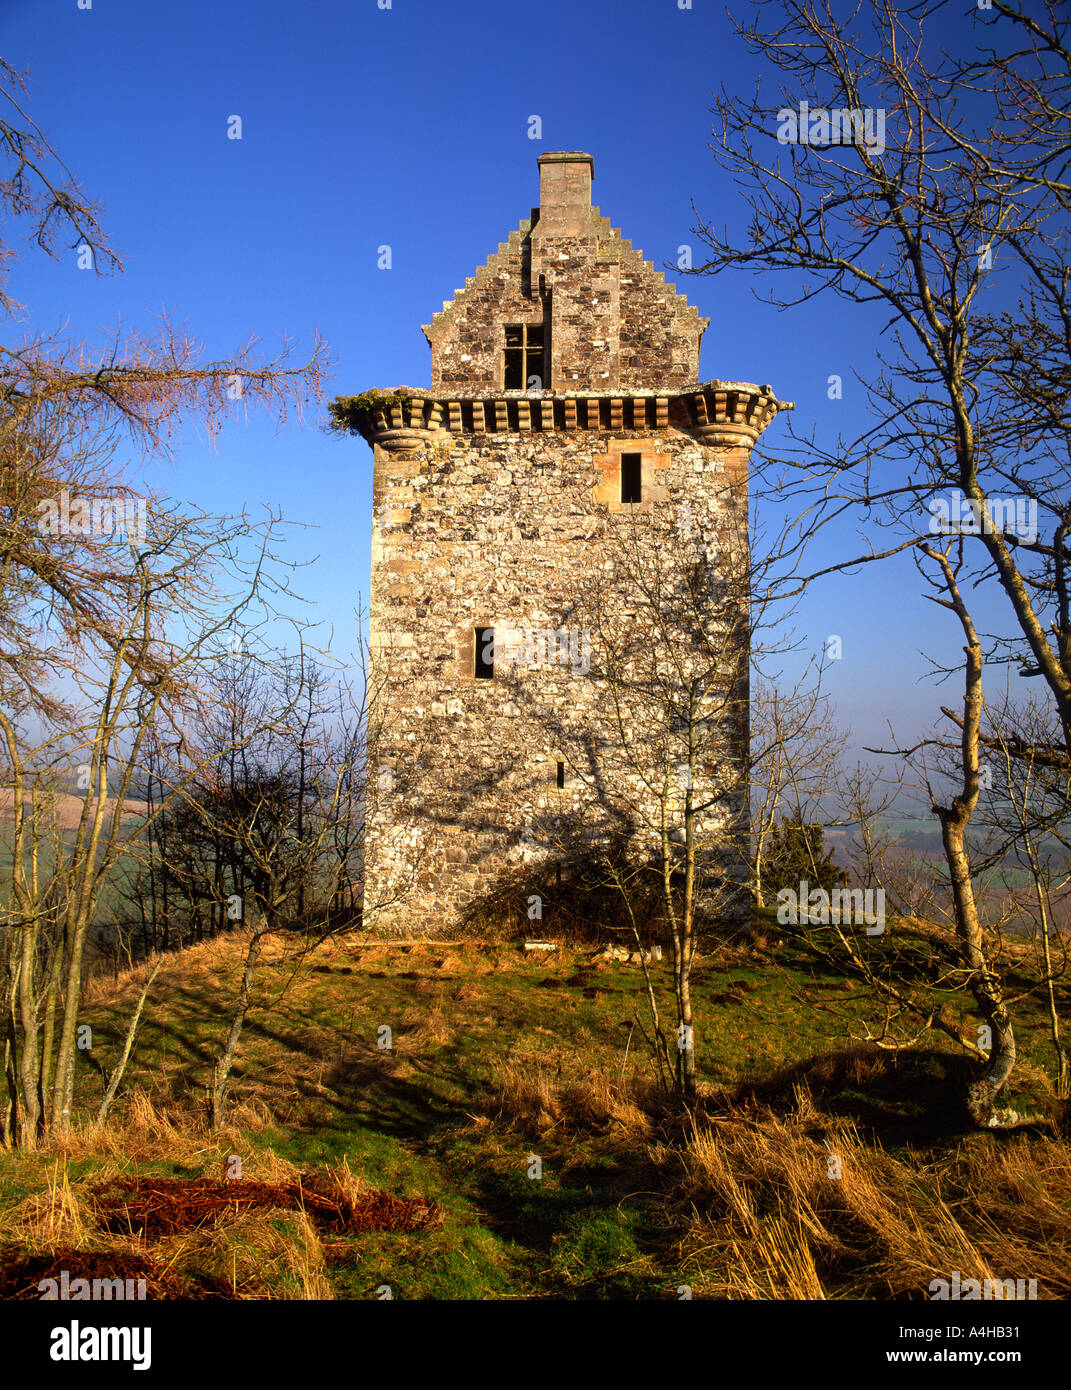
[750,668,847,906]
[0,498,311,1144]
[973,695,1070,1098]
[0,60,329,1148]
[676,0,1071,1121]
[187,664,373,1127]
[691,0,1071,768]
[916,543,1017,1125]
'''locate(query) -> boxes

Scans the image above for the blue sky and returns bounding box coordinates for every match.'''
[4,0,1030,758]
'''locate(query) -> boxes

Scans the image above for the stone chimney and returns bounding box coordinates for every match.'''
[534,152,594,237]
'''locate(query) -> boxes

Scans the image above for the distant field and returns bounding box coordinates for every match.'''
[0,792,148,961]
[0,789,146,831]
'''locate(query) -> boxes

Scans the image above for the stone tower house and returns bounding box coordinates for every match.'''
[347,152,784,934]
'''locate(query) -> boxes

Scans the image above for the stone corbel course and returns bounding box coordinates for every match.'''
[351,382,793,454]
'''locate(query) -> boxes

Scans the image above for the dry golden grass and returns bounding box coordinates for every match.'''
[81,924,344,1007]
[154,1209,332,1300]
[7,1169,332,1300]
[670,1090,1071,1299]
[7,1159,98,1253]
[5,1130,359,1300]
[469,1045,1071,1301]
[23,919,1069,1301]
[488,1057,657,1140]
[401,987,456,1047]
[45,1088,278,1171]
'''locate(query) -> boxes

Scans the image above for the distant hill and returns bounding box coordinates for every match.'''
[0,789,146,832]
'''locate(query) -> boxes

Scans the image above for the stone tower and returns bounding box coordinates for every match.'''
[346,152,785,934]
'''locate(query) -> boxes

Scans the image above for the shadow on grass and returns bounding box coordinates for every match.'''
[727,1044,1064,1145]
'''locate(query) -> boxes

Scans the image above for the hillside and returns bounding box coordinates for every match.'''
[1,918,1069,1301]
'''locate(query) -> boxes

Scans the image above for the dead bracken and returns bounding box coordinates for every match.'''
[89,1173,441,1239]
[0,1247,231,1301]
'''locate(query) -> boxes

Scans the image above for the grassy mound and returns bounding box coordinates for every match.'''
[0,921,1066,1299]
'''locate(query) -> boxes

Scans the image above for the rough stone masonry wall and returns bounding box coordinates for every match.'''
[428,222,538,393]
[363,419,751,936]
[426,212,707,393]
[608,222,706,388]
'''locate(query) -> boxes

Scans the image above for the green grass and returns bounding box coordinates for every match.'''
[1,913,1067,1299]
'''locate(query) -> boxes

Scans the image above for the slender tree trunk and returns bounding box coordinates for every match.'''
[1033,888,1069,1101]
[51,794,111,1137]
[680,767,697,1102]
[38,943,62,1135]
[211,919,268,1127]
[927,546,1017,1125]
[616,863,670,1090]
[50,912,90,1135]
[677,948,696,1100]
[938,811,1017,1124]
[51,792,111,1134]
[3,967,19,1147]
[11,780,42,1143]
[144,764,158,954]
[97,961,161,1126]
[662,816,696,1103]
[16,915,41,1144]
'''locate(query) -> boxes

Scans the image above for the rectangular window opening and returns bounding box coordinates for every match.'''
[526,340,543,391]
[556,760,565,789]
[504,324,523,390]
[504,323,544,392]
[621,453,642,504]
[474,627,495,679]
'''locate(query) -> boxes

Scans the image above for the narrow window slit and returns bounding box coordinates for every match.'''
[621,453,642,504]
[474,627,495,679]
[504,326,524,390]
